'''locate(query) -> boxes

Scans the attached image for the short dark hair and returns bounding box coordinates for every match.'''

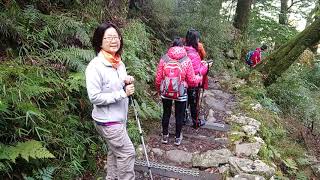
[185,28,200,50]
[92,22,123,55]
[171,37,184,47]
[261,44,268,50]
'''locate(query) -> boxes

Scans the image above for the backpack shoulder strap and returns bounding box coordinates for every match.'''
[162,54,171,63]
[179,56,188,63]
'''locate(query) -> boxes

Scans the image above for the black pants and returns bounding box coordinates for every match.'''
[162,98,186,138]
[187,87,200,121]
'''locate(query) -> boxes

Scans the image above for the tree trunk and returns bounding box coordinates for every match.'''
[275,0,288,48]
[256,17,320,86]
[233,0,253,33]
[279,0,288,25]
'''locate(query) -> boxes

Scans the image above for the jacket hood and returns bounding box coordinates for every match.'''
[167,46,187,60]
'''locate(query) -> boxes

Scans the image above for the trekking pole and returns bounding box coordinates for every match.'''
[199,60,213,109]
[195,88,201,129]
[196,60,214,128]
[130,96,153,180]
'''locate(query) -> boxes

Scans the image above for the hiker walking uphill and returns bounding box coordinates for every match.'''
[185,29,211,128]
[245,44,268,67]
[155,37,202,146]
[85,22,136,180]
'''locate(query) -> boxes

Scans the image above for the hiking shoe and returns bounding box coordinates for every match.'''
[192,119,206,128]
[199,119,206,126]
[174,134,183,146]
[161,134,169,144]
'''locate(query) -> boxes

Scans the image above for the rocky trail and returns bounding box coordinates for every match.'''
[135,76,276,180]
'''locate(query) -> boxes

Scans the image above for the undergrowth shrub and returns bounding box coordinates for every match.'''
[122,20,162,120]
[267,63,320,131]
[0,2,163,179]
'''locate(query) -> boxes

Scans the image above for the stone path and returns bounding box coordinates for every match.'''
[135,76,276,180]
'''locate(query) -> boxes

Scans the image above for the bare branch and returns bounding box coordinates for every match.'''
[288,0,302,10]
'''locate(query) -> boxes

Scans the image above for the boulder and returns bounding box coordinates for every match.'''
[242,125,258,136]
[229,173,265,180]
[229,115,261,130]
[192,149,232,168]
[312,164,320,177]
[229,157,275,178]
[151,148,164,156]
[166,150,192,164]
[235,142,262,157]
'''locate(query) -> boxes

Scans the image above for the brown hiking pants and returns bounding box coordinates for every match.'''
[94,123,135,180]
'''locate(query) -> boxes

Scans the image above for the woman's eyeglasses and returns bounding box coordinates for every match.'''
[104,36,121,42]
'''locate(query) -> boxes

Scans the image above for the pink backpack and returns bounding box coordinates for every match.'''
[160,55,187,99]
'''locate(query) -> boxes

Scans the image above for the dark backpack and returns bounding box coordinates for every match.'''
[245,51,254,65]
[160,55,187,99]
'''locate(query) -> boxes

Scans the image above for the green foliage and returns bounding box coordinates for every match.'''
[122,20,162,119]
[127,114,141,147]
[305,60,320,88]
[235,70,280,113]
[23,166,57,180]
[296,157,312,166]
[0,2,164,179]
[248,8,298,46]
[267,63,320,128]
[0,61,103,178]
[0,140,55,162]
[122,20,157,82]
[295,172,309,180]
[45,47,95,72]
[0,2,92,57]
[136,0,176,42]
[229,64,310,177]
[142,0,229,59]
[0,140,54,176]
[283,158,298,171]
[176,0,230,58]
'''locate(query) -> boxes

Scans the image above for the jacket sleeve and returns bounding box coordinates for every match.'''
[191,52,208,76]
[85,64,127,106]
[199,61,208,75]
[185,60,202,86]
[155,59,165,92]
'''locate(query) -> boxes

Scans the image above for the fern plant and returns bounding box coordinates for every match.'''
[0,140,54,176]
[23,166,57,180]
[4,140,54,162]
[0,1,165,179]
[44,47,95,72]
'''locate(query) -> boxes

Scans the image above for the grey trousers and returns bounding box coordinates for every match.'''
[95,123,135,180]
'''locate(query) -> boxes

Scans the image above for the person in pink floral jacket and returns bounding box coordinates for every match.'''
[155,37,202,146]
[185,29,210,128]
